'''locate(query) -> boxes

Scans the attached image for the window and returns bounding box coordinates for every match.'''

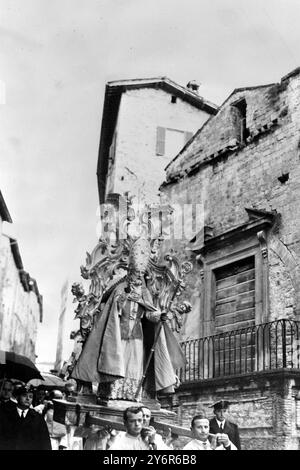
[189,209,278,378]
[232,98,249,144]
[214,256,255,334]
[156,127,194,158]
[213,257,256,376]
[156,127,166,156]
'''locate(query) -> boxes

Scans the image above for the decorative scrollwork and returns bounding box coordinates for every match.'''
[71,194,194,349]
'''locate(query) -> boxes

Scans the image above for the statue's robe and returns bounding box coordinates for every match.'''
[71,282,185,397]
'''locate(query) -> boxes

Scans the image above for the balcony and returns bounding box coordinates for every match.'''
[178,319,300,384]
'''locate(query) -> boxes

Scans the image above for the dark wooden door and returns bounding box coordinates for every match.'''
[213,257,256,376]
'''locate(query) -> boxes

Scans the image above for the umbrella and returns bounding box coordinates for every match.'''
[28,372,66,388]
[0,350,43,383]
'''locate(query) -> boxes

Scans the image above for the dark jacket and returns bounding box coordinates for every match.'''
[0,407,51,450]
[0,399,17,413]
[209,417,241,450]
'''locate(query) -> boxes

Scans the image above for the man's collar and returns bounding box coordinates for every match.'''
[194,439,211,449]
[125,433,140,439]
[216,418,226,426]
[16,406,30,415]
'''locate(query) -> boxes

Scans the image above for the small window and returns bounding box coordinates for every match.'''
[156,127,193,158]
[171,95,177,103]
[156,127,166,156]
[184,131,194,144]
[232,98,249,144]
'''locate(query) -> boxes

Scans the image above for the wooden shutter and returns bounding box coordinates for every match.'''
[156,127,165,156]
[109,132,117,163]
[214,257,256,376]
[184,131,194,144]
[215,257,255,333]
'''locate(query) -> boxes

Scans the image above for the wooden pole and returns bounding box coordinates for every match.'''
[134,281,180,401]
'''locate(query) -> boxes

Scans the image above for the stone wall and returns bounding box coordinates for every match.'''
[160,371,300,450]
[160,68,300,336]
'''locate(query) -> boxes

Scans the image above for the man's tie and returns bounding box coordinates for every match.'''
[219,422,223,430]
[21,410,25,419]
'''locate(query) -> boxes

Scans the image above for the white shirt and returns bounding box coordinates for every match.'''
[183,438,237,451]
[16,407,29,418]
[154,433,172,450]
[109,433,149,450]
[34,404,46,414]
[183,439,213,450]
[216,419,225,430]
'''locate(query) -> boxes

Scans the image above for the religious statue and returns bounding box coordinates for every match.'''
[70,194,193,402]
[71,282,97,342]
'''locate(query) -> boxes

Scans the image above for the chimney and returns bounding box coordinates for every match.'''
[186,80,200,94]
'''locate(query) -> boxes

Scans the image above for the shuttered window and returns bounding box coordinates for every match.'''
[184,131,194,144]
[215,256,255,333]
[156,127,193,157]
[214,256,256,377]
[156,126,166,156]
[231,98,249,144]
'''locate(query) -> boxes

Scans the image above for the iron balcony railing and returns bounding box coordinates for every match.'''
[178,319,300,383]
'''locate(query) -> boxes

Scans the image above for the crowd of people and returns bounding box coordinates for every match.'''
[0,379,77,450]
[0,380,241,451]
[104,401,241,451]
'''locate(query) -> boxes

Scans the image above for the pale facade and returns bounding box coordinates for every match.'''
[97,77,218,205]
[0,191,42,362]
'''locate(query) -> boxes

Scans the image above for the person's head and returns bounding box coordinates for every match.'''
[142,407,151,427]
[123,407,144,437]
[0,379,14,402]
[15,386,34,409]
[50,389,63,400]
[64,382,76,397]
[191,411,210,442]
[213,400,230,422]
[36,386,47,403]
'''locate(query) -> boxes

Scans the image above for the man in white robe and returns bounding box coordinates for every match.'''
[109,407,149,450]
[183,412,237,451]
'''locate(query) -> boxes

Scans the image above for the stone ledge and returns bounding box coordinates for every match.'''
[177,368,300,393]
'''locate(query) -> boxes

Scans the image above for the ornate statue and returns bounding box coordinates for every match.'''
[71,282,96,342]
[70,194,192,402]
[61,330,85,381]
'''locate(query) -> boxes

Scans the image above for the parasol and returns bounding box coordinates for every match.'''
[28,372,67,388]
[0,350,43,383]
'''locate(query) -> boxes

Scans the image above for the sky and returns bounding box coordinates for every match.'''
[0,0,300,364]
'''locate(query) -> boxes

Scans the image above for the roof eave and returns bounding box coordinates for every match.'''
[105,77,219,113]
[0,191,12,223]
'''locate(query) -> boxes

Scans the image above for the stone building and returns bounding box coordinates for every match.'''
[0,190,43,362]
[159,67,300,449]
[97,77,218,204]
